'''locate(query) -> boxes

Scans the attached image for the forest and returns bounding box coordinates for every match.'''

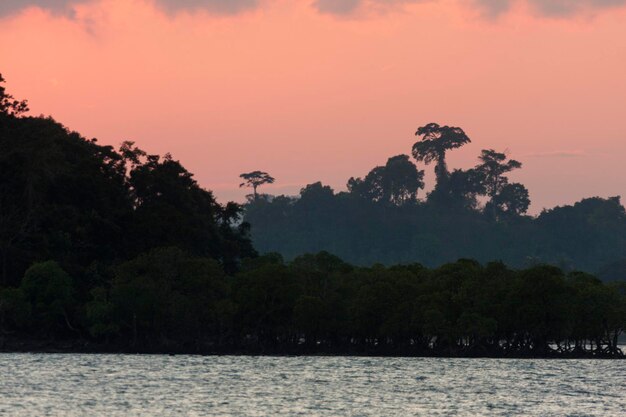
[244,128,626,278]
[0,74,624,357]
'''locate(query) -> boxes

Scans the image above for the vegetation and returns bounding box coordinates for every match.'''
[240,171,275,201]
[1,251,624,357]
[0,75,256,286]
[244,127,624,276]
[0,74,624,357]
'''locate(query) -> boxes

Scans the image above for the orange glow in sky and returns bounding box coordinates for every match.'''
[2,0,625,212]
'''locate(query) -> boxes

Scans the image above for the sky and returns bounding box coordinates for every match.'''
[1,0,625,213]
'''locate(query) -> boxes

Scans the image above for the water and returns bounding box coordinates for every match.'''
[0,354,624,416]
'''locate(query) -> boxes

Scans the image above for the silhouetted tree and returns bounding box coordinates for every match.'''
[0,75,255,284]
[240,171,275,200]
[492,183,530,217]
[348,167,385,203]
[129,152,255,271]
[0,74,29,116]
[429,168,485,210]
[474,149,525,218]
[299,182,335,205]
[384,155,425,205]
[412,123,471,189]
[348,155,424,206]
[1,75,625,357]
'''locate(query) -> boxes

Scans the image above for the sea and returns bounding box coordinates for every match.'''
[0,354,624,416]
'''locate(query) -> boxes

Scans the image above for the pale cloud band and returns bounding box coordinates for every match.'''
[0,0,259,16]
[473,0,626,16]
[312,0,626,16]
[1,0,626,17]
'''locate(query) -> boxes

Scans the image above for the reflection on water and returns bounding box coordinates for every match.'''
[0,354,624,416]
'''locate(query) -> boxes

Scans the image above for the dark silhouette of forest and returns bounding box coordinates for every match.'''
[244,126,626,278]
[0,75,624,357]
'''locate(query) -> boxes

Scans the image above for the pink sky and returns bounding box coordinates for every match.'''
[1,0,625,213]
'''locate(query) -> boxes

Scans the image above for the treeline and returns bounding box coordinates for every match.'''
[0,75,255,289]
[0,74,624,357]
[244,127,626,276]
[1,251,624,357]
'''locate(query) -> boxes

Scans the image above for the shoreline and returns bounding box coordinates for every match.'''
[1,339,624,360]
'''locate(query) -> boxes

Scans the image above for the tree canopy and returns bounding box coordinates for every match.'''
[0,74,29,116]
[244,123,624,275]
[0,77,255,285]
[347,155,425,206]
[0,75,623,357]
[239,171,275,200]
[412,123,471,186]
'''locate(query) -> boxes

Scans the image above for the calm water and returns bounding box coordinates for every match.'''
[0,354,624,416]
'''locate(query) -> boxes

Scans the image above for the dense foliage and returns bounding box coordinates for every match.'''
[1,251,624,357]
[244,133,626,276]
[0,75,624,357]
[0,78,255,288]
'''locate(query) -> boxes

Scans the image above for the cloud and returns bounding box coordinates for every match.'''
[312,0,427,15]
[156,0,258,14]
[314,0,362,15]
[2,0,625,18]
[473,0,626,16]
[312,0,626,16]
[0,0,72,16]
[0,0,259,16]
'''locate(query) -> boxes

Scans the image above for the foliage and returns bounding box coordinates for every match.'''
[0,76,624,357]
[104,247,232,347]
[244,123,623,274]
[348,155,424,206]
[412,123,471,187]
[0,74,29,116]
[20,261,75,334]
[7,252,623,357]
[239,171,275,200]
[0,76,255,285]
[474,149,528,218]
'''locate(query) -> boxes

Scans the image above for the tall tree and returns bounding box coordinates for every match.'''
[475,150,521,199]
[412,123,471,188]
[474,149,527,218]
[239,171,275,200]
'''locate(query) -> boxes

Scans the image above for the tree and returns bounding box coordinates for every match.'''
[412,123,471,188]
[0,114,133,285]
[491,183,530,217]
[428,168,485,210]
[348,167,386,203]
[239,171,275,200]
[384,155,425,206]
[0,74,29,117]
[20,261,75,334]
[129,153,255,271]
[474,149,526,218]
[475,150,521,198]
[109,247,231,347]
[348,155,424,206]
[299,182,335,205]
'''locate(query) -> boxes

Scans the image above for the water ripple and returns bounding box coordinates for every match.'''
[0,354,624,416]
